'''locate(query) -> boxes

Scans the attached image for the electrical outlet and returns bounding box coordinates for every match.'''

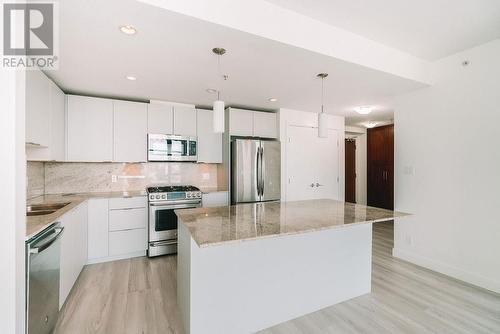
[405,235,412,245]
[202,173,210,180]
[111,175,117,183]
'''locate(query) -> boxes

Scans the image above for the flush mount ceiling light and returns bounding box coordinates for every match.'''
[268,98,278,102]
[317,73,328,138]
[354,106,374,115]
[365,122,378,128]
[212,47,227,133]
[119,25,137,35]
[125,75,137,81]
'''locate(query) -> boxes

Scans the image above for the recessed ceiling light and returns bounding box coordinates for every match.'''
[120,25,137,35]
[268,98,278,102]
[354,106,374,115]
[206,88,217,94]
[126,75,137,81]
[364,122,378,128]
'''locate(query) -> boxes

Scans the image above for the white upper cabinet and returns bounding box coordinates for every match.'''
[66,95,113,162]
[26,69,51,147]
[113,100,147,162]
[229,108,254,136]
[147,103,173,134]
[26,72,66,161]
[254,112,278,138]
[197,109,222,163]
[173,106,197,136]
[48,80,66,161]
[229,108,277,138]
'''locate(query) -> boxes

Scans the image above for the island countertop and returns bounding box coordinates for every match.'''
[175,199,408,247]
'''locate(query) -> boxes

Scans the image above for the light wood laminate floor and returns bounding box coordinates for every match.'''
[55,223,500,334]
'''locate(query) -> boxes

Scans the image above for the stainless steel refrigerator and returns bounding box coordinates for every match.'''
[231,139,281,204]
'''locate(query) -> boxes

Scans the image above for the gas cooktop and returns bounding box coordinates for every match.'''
[147,185,200,193]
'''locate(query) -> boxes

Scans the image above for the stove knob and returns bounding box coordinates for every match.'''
[156,195,160,199]
[161,195,166,199]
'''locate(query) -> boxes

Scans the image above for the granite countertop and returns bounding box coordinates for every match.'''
[175,199,409,248]
[26,191,147,240]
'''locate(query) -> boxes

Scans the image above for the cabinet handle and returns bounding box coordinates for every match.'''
[310,183,315,188]
[315,183,324,187]
[26,142,41,146]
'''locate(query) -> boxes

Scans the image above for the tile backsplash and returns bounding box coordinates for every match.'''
[28,161,220,196]
[27,161,45,199]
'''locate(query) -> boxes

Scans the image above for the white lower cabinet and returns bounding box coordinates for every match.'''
[202,191,229,207]
[87,198,109,261]
[87,196,148,264]
[59,202,88,309]
[109,229,147,256]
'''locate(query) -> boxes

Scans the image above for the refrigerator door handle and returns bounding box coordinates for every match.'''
[262,146,265,197]
[256,146,261,196]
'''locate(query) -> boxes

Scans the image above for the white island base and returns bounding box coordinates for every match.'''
[177,222,373,334]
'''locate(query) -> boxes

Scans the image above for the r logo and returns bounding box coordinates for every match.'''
[3,3,54,56]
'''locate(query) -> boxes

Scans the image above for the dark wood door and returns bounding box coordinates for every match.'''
[367,125,394,210]
[345,139,356,203]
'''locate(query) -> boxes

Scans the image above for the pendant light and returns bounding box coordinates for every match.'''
[317,73,328,138]
[212,47,226,133]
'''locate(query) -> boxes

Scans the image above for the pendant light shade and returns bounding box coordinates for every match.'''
[212,47,227,133]
[318,109,328,138]
[213,99,225,133]
[317,73,329,138]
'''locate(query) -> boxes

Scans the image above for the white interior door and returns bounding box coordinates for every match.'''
[315,129,340,200]
[286,126,316,201]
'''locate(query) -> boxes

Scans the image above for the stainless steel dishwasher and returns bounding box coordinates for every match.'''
[26,222,64,334]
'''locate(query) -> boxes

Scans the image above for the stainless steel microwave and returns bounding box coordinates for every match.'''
[147,134,197,162]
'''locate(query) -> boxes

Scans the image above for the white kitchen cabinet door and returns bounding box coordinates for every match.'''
[253,112,278,138]
[66,95,113,162]
[229,108,254,136]
[285,126,316,201]
[197,109,222,163]
[26,76,66,161]
[109,229,147,256]
[26,69,51,147]
[87,198,109,261]
[59,202,88,308]
[202,191,228,207]
[109,207,147,231]
[113,100,148,162]
[315,129,340,200]
[48,80,66,160]
[148,103,173,134]
[173,106,197,136]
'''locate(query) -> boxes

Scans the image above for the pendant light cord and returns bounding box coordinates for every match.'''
[321,76,324,114]
[217,54,221,100]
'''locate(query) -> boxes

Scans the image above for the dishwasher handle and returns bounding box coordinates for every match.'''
[29,227,64,254]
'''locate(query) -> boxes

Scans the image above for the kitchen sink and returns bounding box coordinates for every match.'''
[26,202,70,216]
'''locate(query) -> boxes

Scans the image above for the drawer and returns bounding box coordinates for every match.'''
[109,229,147,256]
[109,196,147,210]
[109,207,147,231]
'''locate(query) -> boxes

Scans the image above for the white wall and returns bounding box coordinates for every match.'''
[0,68,26,333]
[345,126,367,205]
[279,108,345,202]
[393,39,500,293]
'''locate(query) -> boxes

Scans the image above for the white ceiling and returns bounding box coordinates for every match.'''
[49,0,432,126]
[265,0,500,61]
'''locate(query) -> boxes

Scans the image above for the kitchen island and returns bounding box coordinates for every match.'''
[175,199,407,334]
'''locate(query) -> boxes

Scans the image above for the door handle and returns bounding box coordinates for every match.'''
[315,183,324,187]
[310,183,315,188]
[29,227,64,254]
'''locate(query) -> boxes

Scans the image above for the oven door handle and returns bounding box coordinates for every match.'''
[149,200,201,206]
[150,239,177,247]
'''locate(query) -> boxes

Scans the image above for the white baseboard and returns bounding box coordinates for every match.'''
[392,247,500,294]
[86,250,146,265]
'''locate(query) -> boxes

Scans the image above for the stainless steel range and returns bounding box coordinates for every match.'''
[147,185,202,257]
